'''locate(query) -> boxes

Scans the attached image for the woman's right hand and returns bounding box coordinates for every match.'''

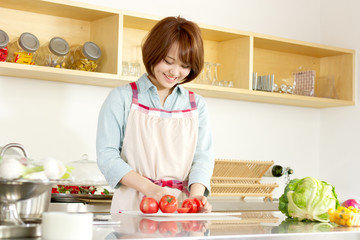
[143,183,169,202]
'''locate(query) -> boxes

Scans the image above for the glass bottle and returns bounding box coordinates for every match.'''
[0,29,9,62]
[67,41,101,72]
[264,165,294,177]
[34,37,69,68]
[6,32,40,65]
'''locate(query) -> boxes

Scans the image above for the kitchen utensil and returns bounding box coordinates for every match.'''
[0,179,53,225]
[1,143,52,220]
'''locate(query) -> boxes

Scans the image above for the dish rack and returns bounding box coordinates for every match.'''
[210,159,279,201]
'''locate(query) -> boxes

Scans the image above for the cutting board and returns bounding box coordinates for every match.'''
[120,210,242,221]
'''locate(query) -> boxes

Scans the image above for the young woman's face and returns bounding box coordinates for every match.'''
[150,44,191,91]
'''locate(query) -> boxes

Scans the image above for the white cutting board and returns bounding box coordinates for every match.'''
[120,211,242,221]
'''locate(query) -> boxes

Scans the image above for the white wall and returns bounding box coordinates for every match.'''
[0,0,339,199]
[319,0,360,201]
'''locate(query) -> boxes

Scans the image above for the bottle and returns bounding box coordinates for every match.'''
[6,32,40,65]
[67,41,101,72]
[0,29,9,62]
[34,37,70,68]
[264,165,294,177]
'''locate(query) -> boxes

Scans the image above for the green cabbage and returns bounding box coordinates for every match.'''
[279,177,339,222]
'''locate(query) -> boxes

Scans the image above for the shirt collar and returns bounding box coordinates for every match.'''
[137,74,187,96]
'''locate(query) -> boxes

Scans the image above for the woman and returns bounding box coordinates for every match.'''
[96,16,214,213]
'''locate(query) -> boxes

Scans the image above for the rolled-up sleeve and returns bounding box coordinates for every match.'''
[188,95,214,196]
[96,87,133,189]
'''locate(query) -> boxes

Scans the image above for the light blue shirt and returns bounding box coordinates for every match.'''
[96,74,214,195]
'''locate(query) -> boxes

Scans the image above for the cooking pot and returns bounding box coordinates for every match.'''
[0,143,51,221]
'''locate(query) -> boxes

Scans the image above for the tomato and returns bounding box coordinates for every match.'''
[181,220,203,232]
[177,207,190,213]
[140,197,159,214]
[182,199,198,213]
[193,198,204,208]
[139,218,158,234]
[158,221,178,237]
[159,195,178,213]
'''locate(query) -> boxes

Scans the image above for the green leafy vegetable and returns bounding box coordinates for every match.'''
[279,177,340,222]
[277,218,335,233]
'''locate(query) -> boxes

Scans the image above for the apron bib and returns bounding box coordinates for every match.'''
[111,82,199,212]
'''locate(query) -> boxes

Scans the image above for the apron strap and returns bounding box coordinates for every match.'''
[189,91,197,110]
[146,177,190,197]
[130,82,138,105]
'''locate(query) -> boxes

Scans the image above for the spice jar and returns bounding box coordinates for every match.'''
[0,29,9,62]
[6,32,40,65]
[67,41,101,72]
[34,37,69,68]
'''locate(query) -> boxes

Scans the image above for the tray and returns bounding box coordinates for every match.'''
[51,193,113,204]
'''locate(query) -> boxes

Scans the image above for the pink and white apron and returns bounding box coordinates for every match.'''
[110,82,199,212]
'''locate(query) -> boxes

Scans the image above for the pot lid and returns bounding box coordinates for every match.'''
[67,154,107,186]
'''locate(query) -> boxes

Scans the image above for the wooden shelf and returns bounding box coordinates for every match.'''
[0,0,355,108]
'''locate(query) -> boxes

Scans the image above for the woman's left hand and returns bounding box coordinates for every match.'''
[193,196,212,213]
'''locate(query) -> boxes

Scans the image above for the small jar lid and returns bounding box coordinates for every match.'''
[0,29,9,49]
[18,32,40,53]
[49,37,69,56]
[81,41,101,61]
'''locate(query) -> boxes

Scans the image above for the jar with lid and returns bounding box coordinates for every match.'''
[67,41,101,72]
[0,29,9,62]
[6,32,40,65]
[264,165,294,177]
[34,37,69,68]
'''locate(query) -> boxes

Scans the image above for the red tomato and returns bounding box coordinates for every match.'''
[159,195,178,213]
[159,221,178,237]
[140,197,159,214]
[181,220,203,232]
[177,207,190,213]
[193,198,204,208]
[139,218,158,234]
[182,199,198,213]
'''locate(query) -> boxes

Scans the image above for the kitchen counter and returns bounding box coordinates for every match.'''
[5,210,360,239]
[89,211,360,240]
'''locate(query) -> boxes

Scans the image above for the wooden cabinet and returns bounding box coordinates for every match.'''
[0,0,355,108]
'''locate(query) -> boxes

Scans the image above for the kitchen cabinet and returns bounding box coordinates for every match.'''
[0,0,355,108]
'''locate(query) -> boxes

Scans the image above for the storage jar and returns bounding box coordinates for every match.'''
[34,37,69,68]
[0,29,9,62]
[67,41,101,72]
[6,32,40,65]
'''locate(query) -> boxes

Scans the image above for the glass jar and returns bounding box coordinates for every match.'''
[67,41,101,72]
[6,32,40,65]
[34,37,69,68]
[0,29,9,62]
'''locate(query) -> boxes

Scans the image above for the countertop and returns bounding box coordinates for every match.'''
[90,211,360,240]
[3,210,360,239]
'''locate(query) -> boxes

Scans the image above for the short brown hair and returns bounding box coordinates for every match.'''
[142,16,204,84]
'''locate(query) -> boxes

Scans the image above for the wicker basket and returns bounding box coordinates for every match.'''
[210,159,279,201]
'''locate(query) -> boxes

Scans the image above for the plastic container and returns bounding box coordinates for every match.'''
[34,37,69,68]
[0,29,9,62]
[6,32,40,65]
[328,206,360,226]
[67,41,101,72]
